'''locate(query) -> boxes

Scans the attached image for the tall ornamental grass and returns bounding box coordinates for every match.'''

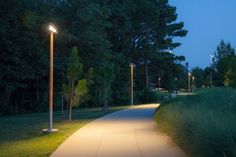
[155,88,236,157]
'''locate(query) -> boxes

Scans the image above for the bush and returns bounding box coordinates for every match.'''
[154,88,236,157]
[136,87,170,104]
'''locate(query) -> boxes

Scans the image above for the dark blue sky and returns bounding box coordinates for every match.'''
[169,0,236,68]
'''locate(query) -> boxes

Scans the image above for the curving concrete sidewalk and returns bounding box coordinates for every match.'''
[51,104,185,157]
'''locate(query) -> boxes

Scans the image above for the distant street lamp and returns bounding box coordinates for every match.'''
[192,76,195,93]
[130,63,135,106]
[43,24,58,133]
[210,54,214,87]
[167,50,174,54]
[188,73,191,95]
[158,77,161,89]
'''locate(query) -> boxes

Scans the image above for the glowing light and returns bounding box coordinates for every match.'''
[130,63,135,67]
[49,25,57,33]
[168,50,174,54]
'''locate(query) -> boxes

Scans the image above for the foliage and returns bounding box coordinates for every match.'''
[213,40,236,86]
[0,0,187,115]
[73,79,88,107]
[137,87,158,103]
[66,47,83,83]
[190,40,236,88]
[203,66,214,87]
[95,62,115,110]
[155,88,236,157]
[63,47,87,120]
[81,67,95,107]
[191,67,205,88]
[137,87,172,104]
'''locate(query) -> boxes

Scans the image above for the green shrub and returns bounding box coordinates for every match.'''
[136,87,170,104]
[154,88,236,157]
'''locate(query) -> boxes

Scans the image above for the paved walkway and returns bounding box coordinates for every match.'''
[51,104,185,157]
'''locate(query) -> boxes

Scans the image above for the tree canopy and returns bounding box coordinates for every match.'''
[213,40,236,86]
[0,0,187,115]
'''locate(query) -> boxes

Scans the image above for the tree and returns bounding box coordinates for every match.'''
[0,0,49,115]
[213,40,235,86]
[191,67,205,88]
[63,47,87,120]
[96,63,115,111]
[220,56,236,87]
[0,0,188,115]
[106,0,187,96]
[203,67,214,87]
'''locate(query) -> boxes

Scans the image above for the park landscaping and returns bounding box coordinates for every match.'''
[155,87,236,157]
[0,107,126,157]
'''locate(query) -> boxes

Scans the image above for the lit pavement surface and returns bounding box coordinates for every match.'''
[51,104,185,157]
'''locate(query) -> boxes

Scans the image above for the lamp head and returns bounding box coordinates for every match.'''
[130,63,135,67]
[49,25,57,33]
[168,50,173,54]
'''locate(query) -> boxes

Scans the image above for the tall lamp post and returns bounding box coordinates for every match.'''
[43,24,58,133]
[188,73,191,95]
[158,77,161,89]
[130,63,135,106]
[210,54,213,87]
[192,76,195,93]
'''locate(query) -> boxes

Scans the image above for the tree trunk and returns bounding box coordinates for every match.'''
[36,77,40,101]
[145,58,149,87]
[104,89,108,111]
[69,80,75,121]
[103,86,109,111]
[69,100,72,120]
[66,100,69,114]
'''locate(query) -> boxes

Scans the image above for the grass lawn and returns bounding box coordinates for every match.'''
[154,87,236,157]
[0,106,127,157]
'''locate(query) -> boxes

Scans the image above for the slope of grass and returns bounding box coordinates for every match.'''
[154,88,236,157]
[0,106,126,157]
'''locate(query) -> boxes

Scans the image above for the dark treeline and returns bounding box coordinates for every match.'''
[191,40,236,88]
[0,0,188,115]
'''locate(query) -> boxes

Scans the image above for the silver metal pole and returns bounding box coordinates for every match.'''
[131,65,134,106]
[188,74,191,94]
[42,25,58,133]
[49,31,53,130]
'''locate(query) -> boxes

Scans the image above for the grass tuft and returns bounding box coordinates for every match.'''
[154,87,236,157]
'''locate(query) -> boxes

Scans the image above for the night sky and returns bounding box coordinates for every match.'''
[169,0,236,68]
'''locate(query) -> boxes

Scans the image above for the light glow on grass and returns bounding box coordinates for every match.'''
[0,107,127,157]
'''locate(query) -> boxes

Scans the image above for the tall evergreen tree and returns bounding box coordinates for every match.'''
[213,40,235,86]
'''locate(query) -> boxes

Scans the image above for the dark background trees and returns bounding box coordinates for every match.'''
[0,0,187,115]
[189,40,236,89]
[191,67,205,88]
[212,40,236,87]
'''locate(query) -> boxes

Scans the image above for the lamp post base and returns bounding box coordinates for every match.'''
[42,128,58,134]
